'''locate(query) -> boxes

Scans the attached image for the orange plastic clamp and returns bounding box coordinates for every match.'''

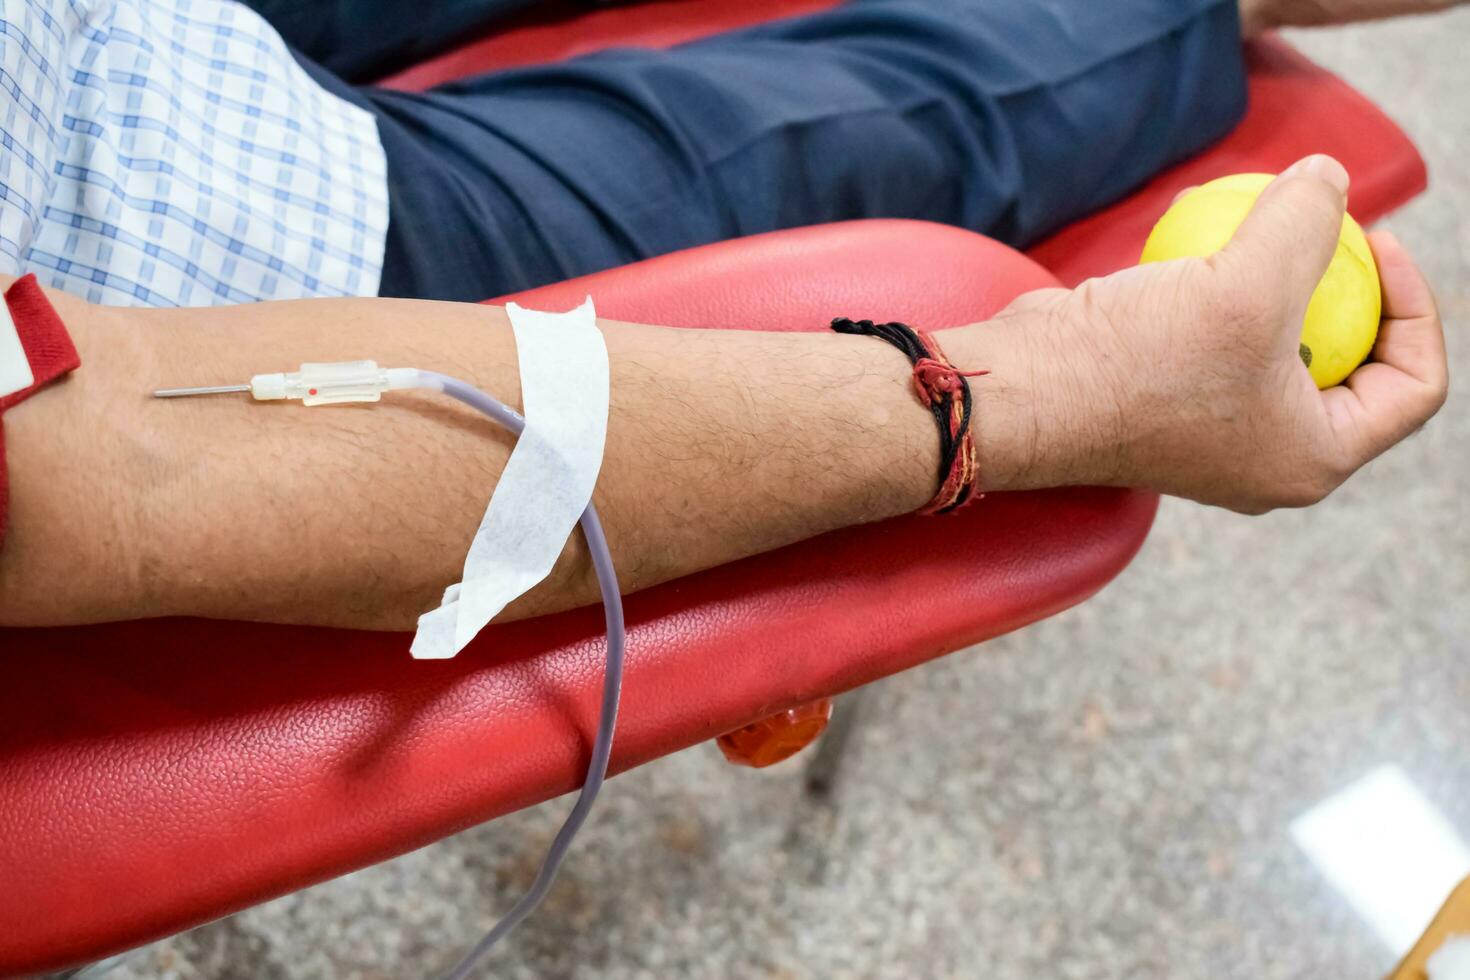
[716,698,834,768]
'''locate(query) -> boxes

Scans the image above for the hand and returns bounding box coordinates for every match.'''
[1240,0,1467,35]
[980,154,1448,514]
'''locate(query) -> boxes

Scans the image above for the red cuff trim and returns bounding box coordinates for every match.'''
[0,274,80,408]
[0,274,81,548]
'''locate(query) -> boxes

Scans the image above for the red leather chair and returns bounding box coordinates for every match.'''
[0,2,1427,974]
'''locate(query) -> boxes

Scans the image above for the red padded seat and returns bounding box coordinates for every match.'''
[1,220,1151,976]
[0,1,1428,972]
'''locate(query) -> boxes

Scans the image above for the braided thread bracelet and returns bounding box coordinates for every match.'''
[830,317,987,515]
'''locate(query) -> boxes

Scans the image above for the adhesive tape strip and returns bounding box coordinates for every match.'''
[411,297,609,660]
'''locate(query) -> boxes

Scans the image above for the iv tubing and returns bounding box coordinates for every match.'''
[415,371,625,980]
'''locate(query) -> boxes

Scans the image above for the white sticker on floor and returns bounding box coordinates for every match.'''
[1292,764,1470,954]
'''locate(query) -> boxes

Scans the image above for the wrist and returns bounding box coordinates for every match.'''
[938,312,1128,493]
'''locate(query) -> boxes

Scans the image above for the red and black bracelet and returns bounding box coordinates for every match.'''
[831,317,986,515]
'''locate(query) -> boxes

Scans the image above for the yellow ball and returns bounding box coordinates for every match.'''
[1140,173,1381,389]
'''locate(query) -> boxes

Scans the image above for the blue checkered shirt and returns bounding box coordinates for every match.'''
[0,0,389,306]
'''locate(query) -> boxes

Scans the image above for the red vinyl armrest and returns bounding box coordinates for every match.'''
[0,220,1155,976]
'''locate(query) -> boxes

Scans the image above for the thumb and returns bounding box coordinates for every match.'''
[1220,155,1351,309]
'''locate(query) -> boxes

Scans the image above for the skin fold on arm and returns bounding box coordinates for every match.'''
[0,157,1448,632]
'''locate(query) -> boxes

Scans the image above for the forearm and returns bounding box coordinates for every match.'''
[0,289,1057,630]
[4,160,1447,629]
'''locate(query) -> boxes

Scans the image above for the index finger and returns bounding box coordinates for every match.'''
[1367,230,1448,389]
[1319,231,1448,461]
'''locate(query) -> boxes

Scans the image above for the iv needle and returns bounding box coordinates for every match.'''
[153,384,251,398]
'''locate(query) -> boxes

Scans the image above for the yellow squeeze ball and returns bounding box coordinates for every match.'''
[1140,173,1380,389]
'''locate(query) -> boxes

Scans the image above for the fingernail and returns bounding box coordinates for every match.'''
[1170,185,1200,207]
[1284,155,1350,196]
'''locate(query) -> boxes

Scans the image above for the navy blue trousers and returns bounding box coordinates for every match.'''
[250,0,612,81]
[282,0,1249,301]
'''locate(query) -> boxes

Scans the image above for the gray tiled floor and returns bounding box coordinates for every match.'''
[107,10,1470,980]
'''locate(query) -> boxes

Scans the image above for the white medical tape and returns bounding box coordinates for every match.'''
[411,297,609,660]
[0,298,34,398]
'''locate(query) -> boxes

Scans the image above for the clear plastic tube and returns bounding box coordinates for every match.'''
[157,365,623,975]
[412,371,625,980]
